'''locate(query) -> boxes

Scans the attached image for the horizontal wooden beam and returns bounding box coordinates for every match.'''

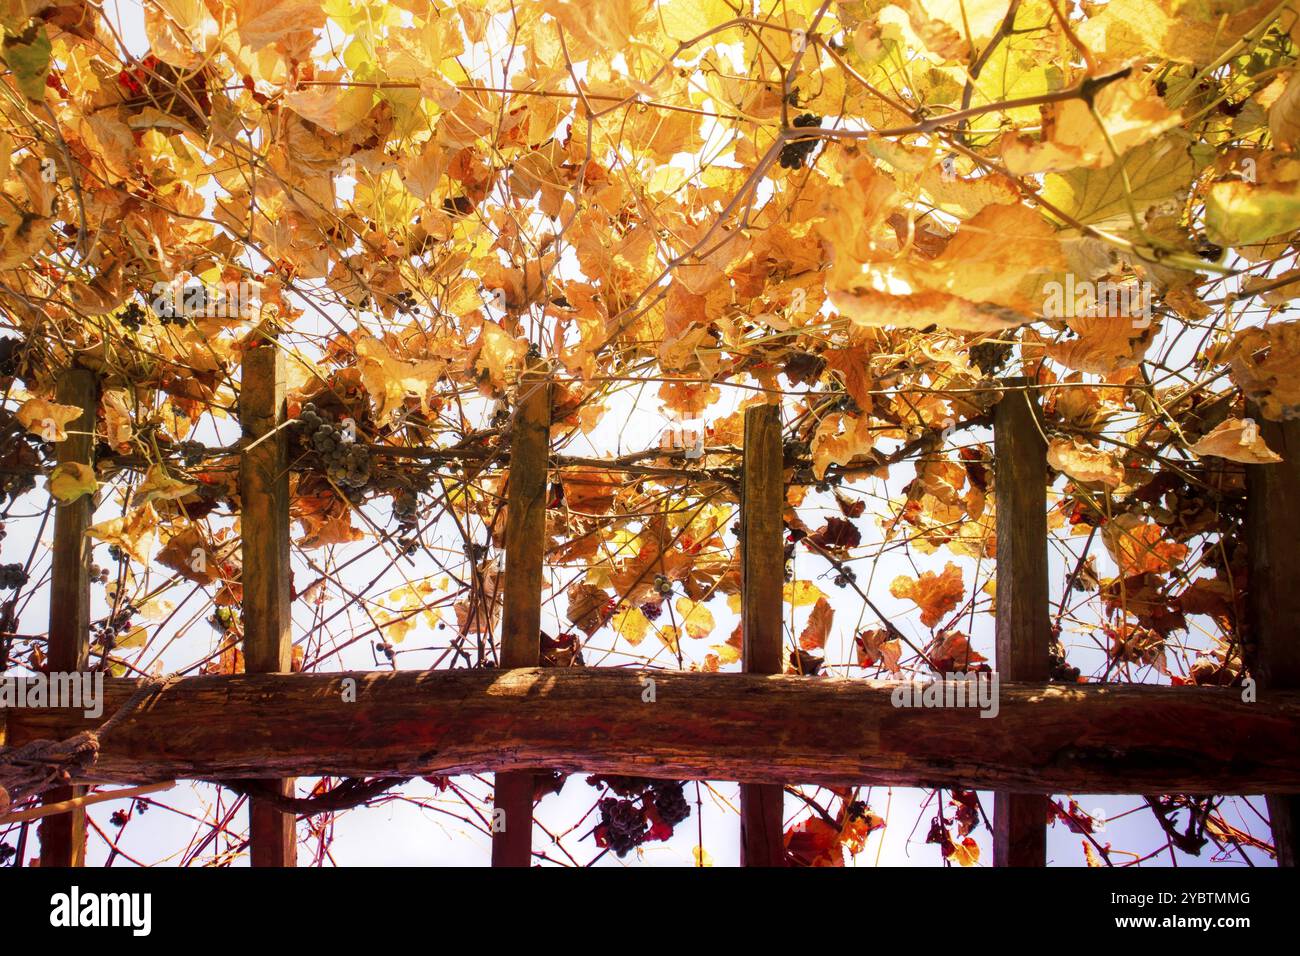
[6,671,1299,794]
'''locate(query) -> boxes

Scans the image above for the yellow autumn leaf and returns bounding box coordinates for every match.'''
[473,320,528,389]
[1001,74,1182,175]
[132,465,198,508]
[1226,322,1300,422]
[784,580,827,608]
[1269,70,1300,152]
[610,604,651,647]
[1189,418,1283,464]
[48,462,97,503]
[674,597,715,640]
[87,504,159,566]
[949,836,980,867]
[710,641,741,665]
[657,624,680,654]
[116,625,148,649]
[378,612,417,644]
[283,80,374,136]
[16,398,82,442]
[356,334,446,425]
[100,389,134,451]
[1047,438,1126,488]
[234,0,326,51]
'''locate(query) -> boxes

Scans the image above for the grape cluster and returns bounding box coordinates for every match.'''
[598,798,647,857]
[153,288,196,326]
[94,603,137,645]
[833,395,861,416]
[115,301,147,332]
[779,113,823,169]
[0,563,28,590]
[969,340,1013,377]
[0,471,32,504]
[1049,646,1080,683]
[297,403,371,489]
[0,842,14,864]
[813,474,843,494]
[651,781,690,826]
[393,290,419,314]
[176,440,207,468]
[393,491,420,555]
[589,777,692,856]
[653,573,673,596]
[0,337,23,377]
[832,566,856,588]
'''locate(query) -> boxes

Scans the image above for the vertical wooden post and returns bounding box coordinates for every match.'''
[1245,407,1300,867]
[39,367,97,867]
[491,362,550,867]
[739,403,786,866]
[993,377,1050,867]
[238,344,296,867]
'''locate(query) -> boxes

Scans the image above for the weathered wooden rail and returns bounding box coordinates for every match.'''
[6,671,1300,792]
[15,368,1300,867]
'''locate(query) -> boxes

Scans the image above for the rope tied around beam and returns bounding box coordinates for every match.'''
[0,674,178,812]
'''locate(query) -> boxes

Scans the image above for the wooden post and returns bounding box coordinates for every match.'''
[993,378,1050,867]
[491,362,550,867]
[1245,407,1300,867]
[238,344,296,867]
[739,403,786,866]
[39,368,97,867]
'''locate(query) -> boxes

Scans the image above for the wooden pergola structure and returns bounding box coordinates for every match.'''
[4,348,1299,867]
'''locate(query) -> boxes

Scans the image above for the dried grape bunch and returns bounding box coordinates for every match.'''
[152,286,196,326]
[589,777,694,857]
[392,489,420,554]
[0,563,28,590]
[297,403,371,489]
[115,300,147,332]
[1049,644,1081,683]
[596,797,648,857]
[779,113,823,169]
[650,781,690,827]
[175,440,207,468]
[969,339,1013,377]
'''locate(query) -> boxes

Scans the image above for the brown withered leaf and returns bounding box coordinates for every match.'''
[890,562,964,629]
[798,597,834,651]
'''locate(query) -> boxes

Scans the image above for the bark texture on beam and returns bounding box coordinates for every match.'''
[7,671,1300,794]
